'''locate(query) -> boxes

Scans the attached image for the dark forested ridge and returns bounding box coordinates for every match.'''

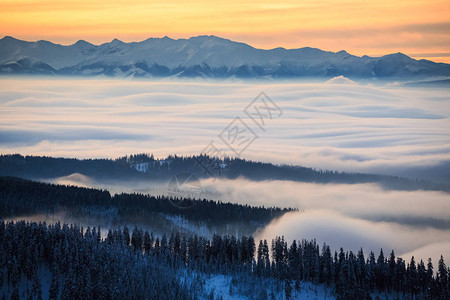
[0,176,293,230]
[0,221,449,300]
[1,154,449,192]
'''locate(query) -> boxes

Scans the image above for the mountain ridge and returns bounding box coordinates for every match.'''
[1,35,449,80]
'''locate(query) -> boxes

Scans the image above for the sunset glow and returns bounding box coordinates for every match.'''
[1,0,449,62]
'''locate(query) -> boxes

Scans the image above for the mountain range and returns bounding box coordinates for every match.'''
[1,35,449,80]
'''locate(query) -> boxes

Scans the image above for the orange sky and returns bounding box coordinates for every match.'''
[1,0,449,63]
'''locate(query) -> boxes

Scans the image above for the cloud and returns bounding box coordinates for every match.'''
[0,128,151,145]
[0,78,449,184]
[255,210,450,265]
[199,178,450,222]
[399,242,450,265]
[50,173,96,188]
[196,177,450,263]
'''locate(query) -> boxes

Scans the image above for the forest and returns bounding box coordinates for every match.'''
[1,161,450,299]
[0,220,449,299]
[0,177,293,236]
[1,154,448,192]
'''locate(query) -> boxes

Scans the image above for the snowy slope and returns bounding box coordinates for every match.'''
[1,35,449,79]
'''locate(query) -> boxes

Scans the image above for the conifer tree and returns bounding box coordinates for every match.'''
[48,272,59,300]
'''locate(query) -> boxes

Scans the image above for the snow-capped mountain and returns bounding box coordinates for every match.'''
[1,35,449,80]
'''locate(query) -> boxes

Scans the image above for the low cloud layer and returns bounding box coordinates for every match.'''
[257,210,450,265]
[199,179,450,222]
[1,78,449,182]
[199,178,450,264]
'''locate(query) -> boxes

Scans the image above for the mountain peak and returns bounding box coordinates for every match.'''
[191,35,221,39]
[187,35,243,49]
[110,38,124,44]
[1,36,17,41]
[189,35,232,42]
[0,36,22,44]
[382,52,413,61]
[73,40,93,47]
[37,39,55,45]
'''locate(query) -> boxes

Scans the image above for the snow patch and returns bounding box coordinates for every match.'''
[326,75,356,85]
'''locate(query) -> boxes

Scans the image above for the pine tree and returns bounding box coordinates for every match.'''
[426,258,434,297]
[247,236,255,266]
[257,240,264,276]
[161,234,168,253]
[263,240,270,276]
[396,257,406,294]
[356,248,367,295]
[143,231,152,254]
[288,240,298,280]
[284,279,292,300]
[335,259,349,299]
[387,250,396,292]
[321,244,333,285]
[31,272,42,299]
[407,256,418,296]
[375,249,386,291]
[438,255,448,299]
[180,236,188,263]
[174,232,181,255]
[48,272,59,300]
[123,226,130,246]
[294,279,300,293]
[106,229,114,245]
[131,227,143,251]
[417,259,427,296]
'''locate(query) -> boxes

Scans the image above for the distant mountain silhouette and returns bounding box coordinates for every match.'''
[1,35,449,80]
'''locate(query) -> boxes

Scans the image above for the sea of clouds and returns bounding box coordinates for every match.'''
[0,77,449,182]
[1,77,449,263]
